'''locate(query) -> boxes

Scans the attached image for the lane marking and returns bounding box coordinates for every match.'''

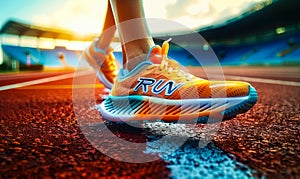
[224,75,300,86]
[19,84,104,89]
[0,71,94,91]
[199,74,300,86]
[0,72,66,81]
[1,71,299,91]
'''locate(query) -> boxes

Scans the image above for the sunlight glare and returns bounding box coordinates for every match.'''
[66,41,89,50]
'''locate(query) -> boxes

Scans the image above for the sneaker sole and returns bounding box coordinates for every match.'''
[98,86,258,123]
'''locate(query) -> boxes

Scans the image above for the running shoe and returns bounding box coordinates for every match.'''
[98,39,258,123]
[82,38,117,89]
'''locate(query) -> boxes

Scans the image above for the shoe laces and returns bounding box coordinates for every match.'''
[151,38,193,81]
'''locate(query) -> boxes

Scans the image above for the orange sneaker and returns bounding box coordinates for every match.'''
[98,39,258,123]
[82,38,117,89]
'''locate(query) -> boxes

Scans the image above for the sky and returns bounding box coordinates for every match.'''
[0,0,266,35]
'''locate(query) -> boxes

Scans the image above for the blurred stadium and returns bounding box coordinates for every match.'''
[0,0,299,178]
[0,0,299,71]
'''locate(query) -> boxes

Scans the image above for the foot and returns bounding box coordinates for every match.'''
[99,39,258,123]
[82,38,117,89]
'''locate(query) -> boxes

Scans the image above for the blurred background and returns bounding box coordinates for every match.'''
[0,0,299,72]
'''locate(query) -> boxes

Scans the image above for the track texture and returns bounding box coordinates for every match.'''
[214,83,300,178]
[0,88,170,178]
[0,68,299,178]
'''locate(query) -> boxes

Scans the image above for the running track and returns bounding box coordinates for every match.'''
[0,67,299,178]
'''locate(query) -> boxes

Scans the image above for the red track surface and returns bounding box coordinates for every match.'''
[0,67,299,178]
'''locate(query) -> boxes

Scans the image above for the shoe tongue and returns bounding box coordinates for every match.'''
[148,45,163,64]
[148,53,163,64]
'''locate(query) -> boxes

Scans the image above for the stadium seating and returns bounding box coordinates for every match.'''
[2,45,41,65]
[2,32,299,68]
[213,32,300,66]
[2,45,81,67]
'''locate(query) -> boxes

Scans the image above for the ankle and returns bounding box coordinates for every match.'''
[94,39,109,52]
[96,27,116,50]
[124,50,148,71]
[123,39,154,71]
